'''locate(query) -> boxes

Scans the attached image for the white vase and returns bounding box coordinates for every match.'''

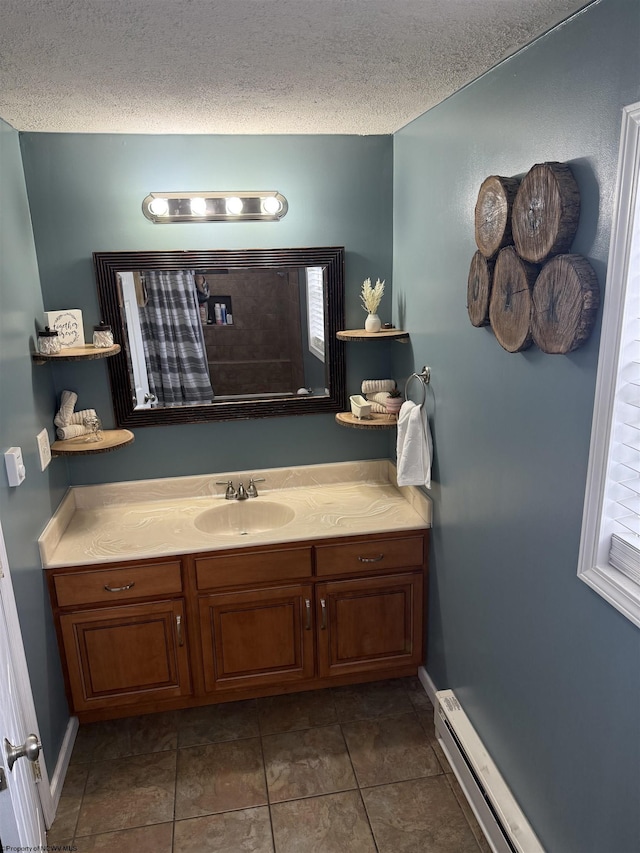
[365,313,382,333]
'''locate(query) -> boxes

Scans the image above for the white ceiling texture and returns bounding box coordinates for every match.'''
[0,0,591,134]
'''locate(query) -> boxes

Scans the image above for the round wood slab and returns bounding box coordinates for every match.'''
[489,247,537,352]
[512,162,580,263]
[335,412,397,429]
[474,174,520,258]
[467,251,494,327]
[531,254,600,353]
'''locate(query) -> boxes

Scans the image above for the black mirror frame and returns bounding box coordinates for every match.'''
[93,247,346,427]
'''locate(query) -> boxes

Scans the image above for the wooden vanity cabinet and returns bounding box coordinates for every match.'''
[316,572,423,678]
[47,558,192,715]
[314,535,425,678]
[199,584,315,692]
[47,530,427,720]
[194,546,315,693]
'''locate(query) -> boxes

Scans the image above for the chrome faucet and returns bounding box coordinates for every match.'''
[247,477,265,498]
[216,480,237,500]
[216,477,266,500]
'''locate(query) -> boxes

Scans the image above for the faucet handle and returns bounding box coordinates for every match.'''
[216,480,236,500]
[247,477,265,498]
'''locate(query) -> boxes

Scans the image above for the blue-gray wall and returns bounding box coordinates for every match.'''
[19,134,394,484]
[0,118,71,763]
[392,1,640,850]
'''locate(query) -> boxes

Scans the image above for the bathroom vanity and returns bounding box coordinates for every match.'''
[40,461,431,722]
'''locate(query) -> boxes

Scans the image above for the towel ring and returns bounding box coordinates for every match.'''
[404,366,431,409]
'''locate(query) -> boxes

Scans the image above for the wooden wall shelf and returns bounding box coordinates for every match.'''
[335,412,397,430]
[32,344,121,364]
[336,329,409,342]
[51,429,134,456]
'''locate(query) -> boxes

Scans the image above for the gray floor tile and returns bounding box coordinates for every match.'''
[362,775,481,853]
[173,807,274,853]
[175,737,267,818]
[263,724,356,802]
[270,790,377,853]
[342,712,442,787]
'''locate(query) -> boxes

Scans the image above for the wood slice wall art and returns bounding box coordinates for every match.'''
[474,175,521,258]
[531,254,600,353]
[467,160,599,354]
[512,162,580,263]
[489,247,538,352]
[467,251,494,327]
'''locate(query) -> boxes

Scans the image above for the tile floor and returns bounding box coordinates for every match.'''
[48,677,491,853]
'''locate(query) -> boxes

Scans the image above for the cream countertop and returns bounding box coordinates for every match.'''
[39,459,431,568]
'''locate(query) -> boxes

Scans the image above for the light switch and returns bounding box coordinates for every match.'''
[5,447,26,487]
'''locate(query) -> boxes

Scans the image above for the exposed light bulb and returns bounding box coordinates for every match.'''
[148,197,169,216]
[226,197,244,215]
[190,197,207,216]
[262,196,282,215]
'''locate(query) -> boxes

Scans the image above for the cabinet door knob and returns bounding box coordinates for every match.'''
[104,581,135,592]
[176,614,184,646]
[320,598,327,630]
[357,554,384,563]
[304,598,311,630]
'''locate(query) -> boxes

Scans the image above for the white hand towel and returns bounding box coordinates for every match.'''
[396,400,432,489]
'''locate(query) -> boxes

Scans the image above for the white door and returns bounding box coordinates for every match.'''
[0,519,49,848]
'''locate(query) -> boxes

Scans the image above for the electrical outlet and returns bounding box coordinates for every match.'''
[36,429,51,471]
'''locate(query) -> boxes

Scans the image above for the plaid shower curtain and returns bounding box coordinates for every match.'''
[139,269,214,406]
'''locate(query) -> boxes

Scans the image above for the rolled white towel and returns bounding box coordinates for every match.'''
[361,379,396,394]
[70,408,97,425]
[56,424,90,440]
[366,400,388,414]
[366,391,397,407]
[54,390,78,427]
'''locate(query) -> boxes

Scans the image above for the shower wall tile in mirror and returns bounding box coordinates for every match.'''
[201,269,304,398]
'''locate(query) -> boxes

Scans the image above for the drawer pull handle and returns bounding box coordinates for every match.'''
[304,598,311,630]
[176,614,184,646]
[357,554,384,563]
[103,582,135,592]
[320,598,327,630]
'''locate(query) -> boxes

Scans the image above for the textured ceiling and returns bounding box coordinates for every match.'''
[0,0,590,135]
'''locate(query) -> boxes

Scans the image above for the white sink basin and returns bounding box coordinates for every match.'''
[195,500,295,536]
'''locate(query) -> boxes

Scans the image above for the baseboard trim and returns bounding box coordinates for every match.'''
[417,664,437,705]
[48,716,79,819]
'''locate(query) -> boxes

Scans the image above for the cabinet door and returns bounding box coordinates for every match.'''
[59,599,191,713]
[316,573,423,678]
[199,584,314,692]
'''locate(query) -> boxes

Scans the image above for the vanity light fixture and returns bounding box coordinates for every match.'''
[142,191,288,223]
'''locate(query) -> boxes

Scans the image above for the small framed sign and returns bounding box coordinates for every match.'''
[44,310,85,348]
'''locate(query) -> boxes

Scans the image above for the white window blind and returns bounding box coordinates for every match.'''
[578,101,640,627]
[606,188,640,583]
[306,266,325,362]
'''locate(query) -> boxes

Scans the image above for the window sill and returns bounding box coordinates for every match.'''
[579,563,640,628]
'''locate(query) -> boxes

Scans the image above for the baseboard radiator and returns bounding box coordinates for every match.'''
[435,690,545,853]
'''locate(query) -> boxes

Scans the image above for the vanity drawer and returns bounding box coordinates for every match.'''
[315,536,424,577]
[53,560,183,607]
[195,547,313,590]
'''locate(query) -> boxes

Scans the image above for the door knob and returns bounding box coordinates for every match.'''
[5,733,41,772]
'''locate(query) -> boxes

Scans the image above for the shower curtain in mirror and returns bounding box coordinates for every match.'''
[139,270,214,406]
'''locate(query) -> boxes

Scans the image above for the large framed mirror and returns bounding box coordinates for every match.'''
[94,247,346,427]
